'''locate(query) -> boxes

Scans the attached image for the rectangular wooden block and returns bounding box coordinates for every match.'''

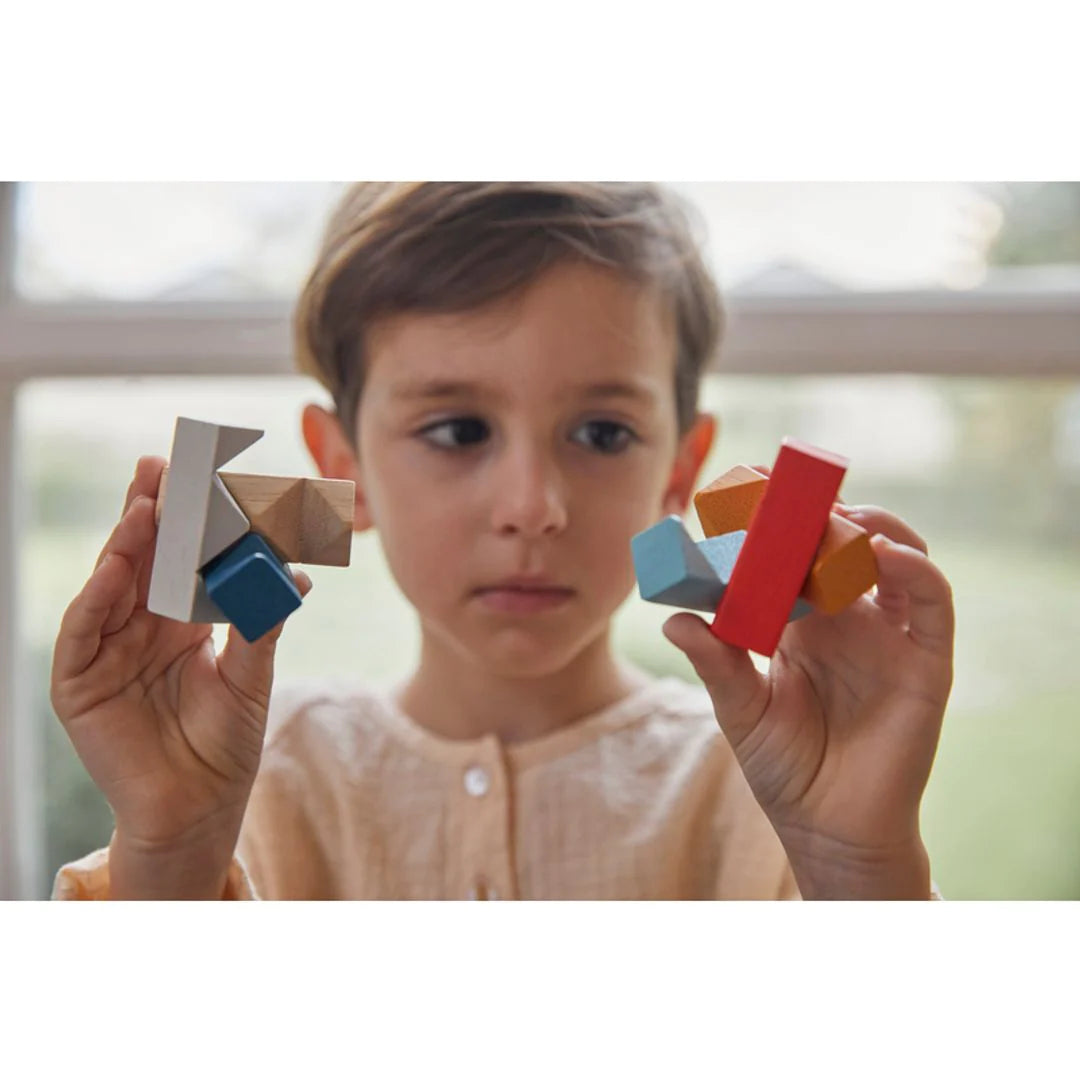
[711,439,847,655]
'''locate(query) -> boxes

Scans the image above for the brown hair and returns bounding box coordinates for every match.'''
[294,183,723,441]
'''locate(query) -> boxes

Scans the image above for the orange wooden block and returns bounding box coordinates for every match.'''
[693,465,768,537]
[803,513,877,614]
[694,464,877,614]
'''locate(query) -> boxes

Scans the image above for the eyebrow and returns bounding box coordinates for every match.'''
[389,379,486,402]
[388,378,660,405]
[573,380,660,405]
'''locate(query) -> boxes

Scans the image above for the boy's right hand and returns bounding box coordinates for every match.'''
[50,456,311,899]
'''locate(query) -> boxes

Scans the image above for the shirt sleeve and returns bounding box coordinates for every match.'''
[51,841,258,900]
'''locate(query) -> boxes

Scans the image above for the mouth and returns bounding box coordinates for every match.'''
[473,579,576,614]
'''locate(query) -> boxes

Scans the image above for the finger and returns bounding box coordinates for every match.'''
[834,505,929,555]
[870,535,954,654]
[662,611,767,748]
[93,495,158,590]
[52,551,138,689]
[119,455,168,519]
[215,569,313,703]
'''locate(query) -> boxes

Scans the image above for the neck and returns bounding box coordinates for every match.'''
[395,627,650,744]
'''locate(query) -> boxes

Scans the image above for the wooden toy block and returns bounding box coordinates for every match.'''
[698,530,815,621]
[711,439,847,656]
[201,532,302,643]
[693,462,877,616]
[149,416,356,636]
[632,522,813,623]
[156,469,353,568]
[216,473,353,567]
[696,530,746,583]
[803,512,877,615]
[148,417,261,624]
[631,516,726,612]
[693,465,768,537]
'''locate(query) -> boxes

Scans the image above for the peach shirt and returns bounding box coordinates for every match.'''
[54,676,802,900]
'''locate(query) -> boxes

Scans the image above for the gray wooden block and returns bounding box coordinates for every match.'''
[148,417,261,624]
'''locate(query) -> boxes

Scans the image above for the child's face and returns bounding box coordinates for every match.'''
[309,260,712,679]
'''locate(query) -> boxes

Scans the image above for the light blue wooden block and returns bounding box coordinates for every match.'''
[632,516,727,612]
[700,530,811,622]
[633,518,813,621]
[697,530,746,580]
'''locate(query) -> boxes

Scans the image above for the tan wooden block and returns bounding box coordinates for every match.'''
[693,465,768,537]
[219,473,354,567]
[156,467,354,567]
[801,514,878,614]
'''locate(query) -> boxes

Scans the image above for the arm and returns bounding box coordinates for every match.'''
[50,456,311,899]
[666,506,953,900]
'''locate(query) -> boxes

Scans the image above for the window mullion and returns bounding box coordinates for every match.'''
[0,184,16,306]
[0,377,43,899]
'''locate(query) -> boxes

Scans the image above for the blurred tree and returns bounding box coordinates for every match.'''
[932,184,1080,544]
[984,182,1080,265]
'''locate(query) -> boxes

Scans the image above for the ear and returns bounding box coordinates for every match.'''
[301,403,374,532]
[661,412,717,517]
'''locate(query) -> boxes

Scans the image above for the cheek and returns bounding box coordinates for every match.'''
[574,463,671,578]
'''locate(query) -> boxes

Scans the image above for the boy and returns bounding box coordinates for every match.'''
[51,182,954,899]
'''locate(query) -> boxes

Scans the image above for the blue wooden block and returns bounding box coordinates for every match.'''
[697,530,746,580]
[632,518,813,621]
[632,516,727,612]
[201,531,302,643]
[700,531,812,621]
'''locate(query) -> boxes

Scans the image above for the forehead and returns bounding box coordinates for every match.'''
[363,261,677,401]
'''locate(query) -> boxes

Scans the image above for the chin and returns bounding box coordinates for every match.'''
[471,624,611,681]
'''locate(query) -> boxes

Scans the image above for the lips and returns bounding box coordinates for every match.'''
[473,578,576,614]
[480,575,570,591]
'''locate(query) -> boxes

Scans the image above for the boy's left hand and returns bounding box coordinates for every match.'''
[663,505,954,899]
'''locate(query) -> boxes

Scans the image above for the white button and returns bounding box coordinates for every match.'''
[463,765,490,797]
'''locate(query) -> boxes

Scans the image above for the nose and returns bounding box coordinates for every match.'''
[489,441,568,539]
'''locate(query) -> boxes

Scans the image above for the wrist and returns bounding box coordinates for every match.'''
[108,817,242,900]
[778,829,932,900]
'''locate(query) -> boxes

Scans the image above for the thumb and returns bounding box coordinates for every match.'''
[217,569,312,705]
[662,611,768,744]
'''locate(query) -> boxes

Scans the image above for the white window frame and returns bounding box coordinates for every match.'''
[1,181,1078,898]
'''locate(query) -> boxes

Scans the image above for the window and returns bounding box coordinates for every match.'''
[3,182,1079,899]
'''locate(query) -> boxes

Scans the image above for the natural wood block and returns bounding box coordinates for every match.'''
[157,467,354,567]
[693,465,768,537]
[218,473,354,567]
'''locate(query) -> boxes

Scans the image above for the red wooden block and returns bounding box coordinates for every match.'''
[710,438,848,656]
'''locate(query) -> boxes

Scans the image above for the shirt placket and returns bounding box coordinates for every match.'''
[452,739,517,900]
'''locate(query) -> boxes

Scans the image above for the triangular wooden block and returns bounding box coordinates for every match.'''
[217,473,353,567]
[299,480,353,567]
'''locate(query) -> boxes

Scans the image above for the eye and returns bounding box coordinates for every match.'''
[571,419,638,454]
[418,416,490,450]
